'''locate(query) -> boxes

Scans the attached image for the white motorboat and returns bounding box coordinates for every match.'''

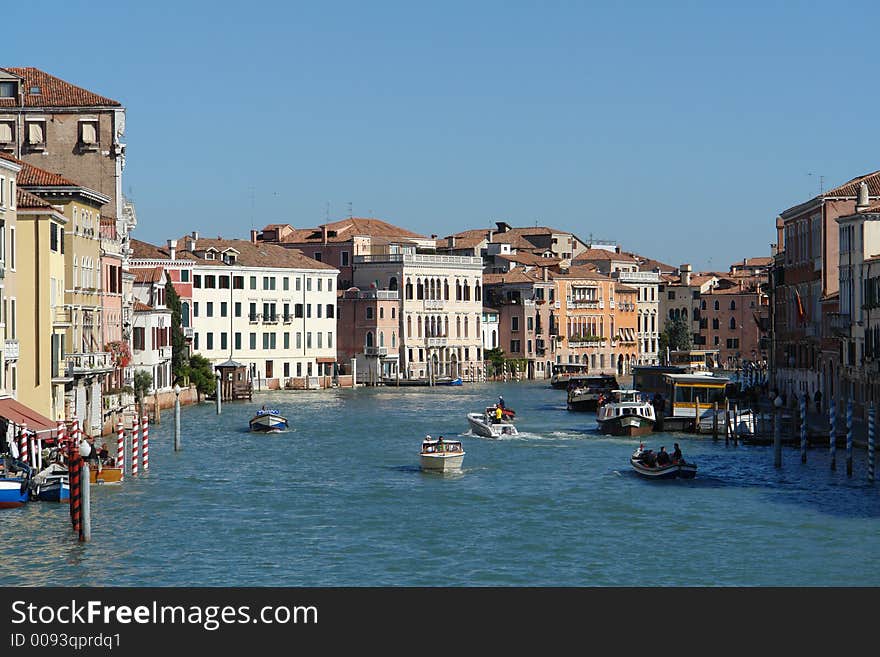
[249,407,289,432]
[467,408,519,438]
[420,436,465,472]
[597,390,656,437]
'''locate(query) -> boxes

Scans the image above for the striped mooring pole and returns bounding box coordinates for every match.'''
[131,415,140,477]
[846,398,854,477]
[141,415,149,472]
[829,398,837,471]
[56,420,66,465]
[800,395,807,463]
[19,423,28,465]
[68,419,78,525]
[116,421,125,482]
[868,403,875,484]
[70,453,82,535]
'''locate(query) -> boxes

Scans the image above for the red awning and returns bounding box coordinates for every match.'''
[0,397,57,434]
[316,357,336,363]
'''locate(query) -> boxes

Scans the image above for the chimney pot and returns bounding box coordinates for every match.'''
[250,229,258,244]
[167,239,177,260]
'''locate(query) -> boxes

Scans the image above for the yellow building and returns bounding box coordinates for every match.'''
[18,161,112,432]
[15,187,69,420]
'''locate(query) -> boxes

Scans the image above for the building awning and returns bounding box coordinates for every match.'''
[0,397,57,434]
[316,357,336,364]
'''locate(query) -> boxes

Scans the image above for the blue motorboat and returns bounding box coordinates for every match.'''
[0,457,32,508]
[249,407,289,432]
[30,463,70,502]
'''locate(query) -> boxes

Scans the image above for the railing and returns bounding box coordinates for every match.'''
[103,391,135,410]
[426,337,448,347]
[568,339,604,348]
[354,253,482,266]
[364,346,388,356]
[183,327,194,340]
[616,271,660,283]
[829,313,851,337]
[283,314,294,323]
[249,314,259,323]
[54,307,72,325]
[354,289,400,300]
[158,346,173,360]
[3,339,18,360]
[264,314,279,324]
[567,298,601,309]
[423,299,444,310]
[66,352,114,376]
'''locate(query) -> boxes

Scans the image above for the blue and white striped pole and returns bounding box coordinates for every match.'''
[869,403,875,484]
[800,394,807,464]
[829,398,837,471]
[846,398,853,477]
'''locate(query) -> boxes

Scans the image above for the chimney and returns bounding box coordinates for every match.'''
[186,233,197,252]
[681,263,692,286]
[250,229,258,244]
[321,225,328,245]
[167,239,177,261]
[487,229,494,243]
[447,236,456,248]
[776,216,784,252]
[542,266,548,282]
[615,245,620,253]
[857,180,870,211]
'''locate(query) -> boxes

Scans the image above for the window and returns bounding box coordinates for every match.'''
[296,332,302,349]
[284,333,290,349]
[712,318,719,330]
[220,332,228,351]
[26,120,46,148]
[249,302,257,321]
[341,251,350,267]
[79,120,98,148]
[306,332,312,349]
[181,302,190,327]
[730,300,736,310]
[668,291,675,300]
[510,339,521,353]
[50,223,59,252]
[295,303,303,318]
[317,304,322,318]
[306,278,312,292]
[234,302,242,317]
[205,275,216,288]
[219,275,230,289]
[233,276,244,289]
[714,300,719,311]
[193,302,199,318]
[249,333,257,349]
[295,277,301,291]
[366,307,374,320]
[193,275,202,288]
[317,332,323,348]
[220,302,228,317]
[283,277,289,291]
[206,333,214,350]
[511,316,519,332]
[729,317,737,330]
[206,302,213,317]
[249,276,257,289]
[133,327,145,351]
[313,252,322,262]
[194,333,199,350]
[328,332,333,348]
[0,120,13,145]
[307,304,312,318]
[326,304,334,319]
[180,270,191,282]
[235,333,242,350]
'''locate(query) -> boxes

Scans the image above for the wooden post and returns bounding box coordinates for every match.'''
[800,394,807,464]
[694,397,700,433]
[846,398,853,477]
[829,397,837,471]
[869,402,876,484]
[215,372,222,414]
[725,400,730,445]
[80,462,91,542]
[712,401,719,440]
[174,387,182,452]
[774,398,782,468]
[733,402,739,446]
[154,393,161,424]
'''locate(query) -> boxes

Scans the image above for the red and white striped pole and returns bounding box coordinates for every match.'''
[131,415,140,477]
[141,415,149,472]
[116,421,125,482]
[19,423,28,465]
[56,420,66,465]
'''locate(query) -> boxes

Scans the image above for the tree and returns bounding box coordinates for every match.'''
[189,354,216,401]
[133,370,153,415]
[660,317,693,355]
[165,279,189,383]
[485,347,505,376]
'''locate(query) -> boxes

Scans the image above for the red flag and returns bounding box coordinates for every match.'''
[793,289,806,323]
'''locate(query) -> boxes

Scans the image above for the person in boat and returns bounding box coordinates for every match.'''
[437,435,444,450]
[498,396,505,410]
[494,406,503,424]
[597,393,606,407]
[672,443,684,464]
[656,446,671,466]
[98,442,110,464]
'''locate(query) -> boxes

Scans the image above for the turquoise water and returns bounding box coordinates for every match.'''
[2,382,879,586]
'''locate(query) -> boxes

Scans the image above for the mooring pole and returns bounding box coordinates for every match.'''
[800,394,807,464]
[80,462,91,542]
[868,402,876,484]
[830,397,837,472]
[773,395,782,468]
[846,398,853,477]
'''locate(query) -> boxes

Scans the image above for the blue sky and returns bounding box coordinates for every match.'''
[6,0,880,270]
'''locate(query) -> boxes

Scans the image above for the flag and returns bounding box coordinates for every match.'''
[793,289,806,323]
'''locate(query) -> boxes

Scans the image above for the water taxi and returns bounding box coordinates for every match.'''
[596,390,656,436]
[0,457,32,508]
[420,436,465,472]
[567,375,619,412]
[550,364,591,389]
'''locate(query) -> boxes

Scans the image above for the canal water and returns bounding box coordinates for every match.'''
[3,382,879,586]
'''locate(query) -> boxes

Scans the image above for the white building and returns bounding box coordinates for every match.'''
[353,246,485,381]
[130,267,173,392]
[184,235,339,388]
[614,270,661,365]
[481,307,499,351]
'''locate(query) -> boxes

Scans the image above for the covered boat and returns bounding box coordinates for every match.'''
[0,457,32,508]
[30,462,69,502]
[420,436,465,472]
[596,390,656,436]
[630,445,697,480]
[249,407,289,432]
[567,375,619,412]
[467,407,519,438]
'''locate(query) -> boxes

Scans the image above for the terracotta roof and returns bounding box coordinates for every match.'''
[182,237,336,270]
[263,217,424,244]
[738,257,772,267]
[482,306,499,315]
[616,283,638,293]
[133,300,154,312]
[131,267,165,284]
[15,188,53,210]
[438,236,486,249]
[482,269,544,286]
[129,238,198,261]
[496,252,561,266]
[0,152,88,188]
[862,202,880,213]
[781,170,880,217]
[553,265,612,281]
[448,228,540,251]
[572,248,637,263]
[0,67,121,107]
[623,252,677,273]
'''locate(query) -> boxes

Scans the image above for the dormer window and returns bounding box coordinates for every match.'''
[29,85,41,95]
[0,82,16,98]
[221,248,239,264]
[203,248,218,260]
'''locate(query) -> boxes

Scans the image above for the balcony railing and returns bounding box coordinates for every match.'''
[4,339,18,360]
[54,307,72,326]
[354,253,482,266]
[158,346,173,360]
[283,314,294,323]
[426,337,448,347]
[423,299,444,310]
[66,352,114,376]
[829,313,851,337]
[568,339,604,348]
[364,346,388,356]
[183,327,194,340]
[567,298,601,309]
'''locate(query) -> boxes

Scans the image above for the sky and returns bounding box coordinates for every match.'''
[6,0,880,271]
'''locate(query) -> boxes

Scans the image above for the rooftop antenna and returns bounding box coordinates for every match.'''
[347,201,353,219]
[324,201,330,223]
[808,173,825,195]
[249,186,255,230]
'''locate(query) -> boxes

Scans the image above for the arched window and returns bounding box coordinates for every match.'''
[714,300,720,311]
[181,302,191,327]
[444,316,449,336]
[392,307,396,319]
[417,316,423,338]
[670,309,676,319]
[475,284,481,302]
[429,279,436,300]
[416,279,424,300]
[729,317,737,330]
[389,276,398,291]
[463,281,471,301]
[456,280,462,301]
[730,299,736,310]
[392,332,396,348]
[379,331,385,347]
[407,316,412,337]
[379,307,384,319]
[444,280,450,300]
[366,331,374,348]
[405,278,413,300]
[464,316,469,337]
[701,300,706,310]
[456,316,462,337]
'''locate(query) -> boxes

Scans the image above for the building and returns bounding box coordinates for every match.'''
[658,264,723,354]
[139,233,339,388]
[441,221,590,264]
[481,307,500,352]
[130,267,173,393]
[697,279,769,369]
[482,266,557,379]
[0,155,18,401]
[352,245,484,381]
[0,67,127,220]
[14,187,69,420]
[337,287,401,384]
[773,171,880,402]
[258,218,430,289]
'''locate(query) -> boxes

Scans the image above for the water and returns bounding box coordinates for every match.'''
[2,382,879,586]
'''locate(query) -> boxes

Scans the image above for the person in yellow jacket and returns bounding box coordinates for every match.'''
[494,405,503,424]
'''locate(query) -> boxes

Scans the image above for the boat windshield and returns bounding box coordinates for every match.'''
[422,441,463,453]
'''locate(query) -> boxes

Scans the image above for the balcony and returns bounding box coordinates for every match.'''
[249,314,260,324]
[54,307,72,327]
[158,346,173,360]
[66,352,114,377]
[829,313,851,338]
[567,298,601,309]
[568,339,604,348]
[4,339,18,361]
[426,337,448,347]
[183,327,194,340]
[364,346,388,356]
[423,299,444,310]
[263,314,279,324]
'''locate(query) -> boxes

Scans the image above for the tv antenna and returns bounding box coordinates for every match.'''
[347,201,353,219]
[808,173,825,195]
[325,201,330,223]
[249,186,255,229]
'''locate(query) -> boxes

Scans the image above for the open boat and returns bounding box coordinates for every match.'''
[249,408,289,432]
[467,407,519,438]
[420,436,465,472]
[597,390,656,436]
[437,377,463,386]
[630,445,697,480]
[30,463,70,502]
[0,457,32,508]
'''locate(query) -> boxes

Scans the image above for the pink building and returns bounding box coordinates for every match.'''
[337,287,401,384]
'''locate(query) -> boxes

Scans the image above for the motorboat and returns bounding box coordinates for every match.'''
[249,408,289,432]
[420,436,465,472]
[467,407,519,438]
[30,462,70,502]
[597,390,656,437]
[630,444,697,480]
[550,364,591,389]
[0,457,32,508]
[437,377,463,386]
[566,375,619,412]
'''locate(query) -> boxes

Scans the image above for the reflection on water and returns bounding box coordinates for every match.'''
[2,381,880,586]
